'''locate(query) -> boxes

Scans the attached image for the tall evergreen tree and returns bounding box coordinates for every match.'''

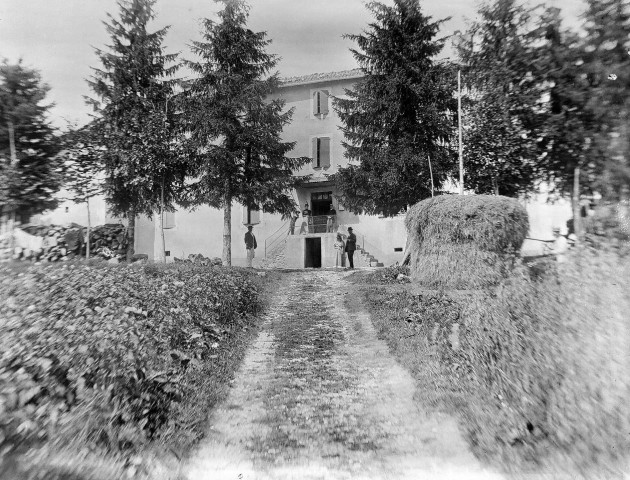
[88,0,187,261]
[334,0,457,216]
[455,0,546,197]
[182,0,308,266]
[0,60,61,223]
[578,0,630,201]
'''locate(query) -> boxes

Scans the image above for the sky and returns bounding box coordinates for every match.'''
[0,0,585,129]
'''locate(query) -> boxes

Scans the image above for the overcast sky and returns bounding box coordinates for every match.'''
[1,0,585,129]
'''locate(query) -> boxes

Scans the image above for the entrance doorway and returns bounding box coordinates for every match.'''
[311,191,333,216]
[304,237,322,268]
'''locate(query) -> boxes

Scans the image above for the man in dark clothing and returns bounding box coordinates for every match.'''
[345,227,357,269]
[244,226,257,268]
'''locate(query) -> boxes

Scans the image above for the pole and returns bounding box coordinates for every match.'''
[573,166,581,244]
[427,155,435,198]
[458,70,464,195]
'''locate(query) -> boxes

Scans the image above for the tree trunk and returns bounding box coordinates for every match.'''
[572,166,581,243]
[492,177,499,196]
[126,206,136,263]
[7,120,17,164]
[222,194,232,266]
[86,198,91,260]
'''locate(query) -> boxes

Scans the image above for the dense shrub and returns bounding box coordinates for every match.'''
[0,263,261,471]
[405,195,529,288]
[359,248,630,474]
[461,248,630,473]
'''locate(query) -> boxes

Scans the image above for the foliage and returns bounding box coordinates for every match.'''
[0,263,261,474]
[405,194,529,288]
[59,124,104,205]
[0,60,62,221]
[87,0,188,260]
[348,264,410,285]
[359,248,630,475]
[333,0,457,217]
[181,0,308,265]
[454,0,550,197]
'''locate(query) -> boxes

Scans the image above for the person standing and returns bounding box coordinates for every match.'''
[334,233,345,268]
[302,202,312,234]
[326,205,336,233]
[244,225,257,268]
[548,227,568,263]
[345,227,357,269]
[289,209,299,235]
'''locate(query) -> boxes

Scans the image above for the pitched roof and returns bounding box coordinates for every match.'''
[279,69,363,87]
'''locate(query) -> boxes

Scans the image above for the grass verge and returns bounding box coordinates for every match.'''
[351,248,630,478]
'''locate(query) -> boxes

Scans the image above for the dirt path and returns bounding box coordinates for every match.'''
[185,270,504,480]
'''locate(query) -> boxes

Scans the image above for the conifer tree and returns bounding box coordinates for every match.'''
[182,0,307,266]
[578,0,630,201]
[455,0,547,197]
[88,0,187,261]
[334,0,457,217]
[0,60,61,224]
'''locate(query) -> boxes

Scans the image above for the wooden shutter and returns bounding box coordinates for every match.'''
[313,91,320,115]
[320,137,330,167]
[312,137,319,167]
[320,90,329,115]
[163,211,176,229]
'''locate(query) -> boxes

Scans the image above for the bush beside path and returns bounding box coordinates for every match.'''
[185,270,502,480]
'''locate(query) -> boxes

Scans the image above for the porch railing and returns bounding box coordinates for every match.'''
[300,214,337,234]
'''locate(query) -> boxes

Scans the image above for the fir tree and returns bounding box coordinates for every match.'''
[579,0,630,201]
[182,0,308,266]
[455,0,547,197]
[88,0,187,261]
[0,60,61,224]
[334,0,457,217]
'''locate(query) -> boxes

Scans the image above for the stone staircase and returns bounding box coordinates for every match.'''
[354,246,384,268]
[259,236,288,269]
[259,233,385,270]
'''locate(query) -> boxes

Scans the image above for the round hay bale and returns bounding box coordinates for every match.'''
[405,195,529,289]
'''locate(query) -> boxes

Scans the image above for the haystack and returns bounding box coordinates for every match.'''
[405,195,529,289]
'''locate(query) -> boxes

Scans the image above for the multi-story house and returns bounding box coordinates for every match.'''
[133,69,409,267]
[36,69,571,266]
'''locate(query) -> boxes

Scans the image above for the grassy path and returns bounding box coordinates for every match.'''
[185,270,503,480]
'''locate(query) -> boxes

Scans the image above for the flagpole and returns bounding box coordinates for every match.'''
[458,69,464,195]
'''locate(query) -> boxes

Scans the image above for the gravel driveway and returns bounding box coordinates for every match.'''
[185,270,504,480]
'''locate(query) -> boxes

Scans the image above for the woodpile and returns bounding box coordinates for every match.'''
[3,223,128,262]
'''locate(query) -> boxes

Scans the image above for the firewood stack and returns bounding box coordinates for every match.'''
[7,223,128,262]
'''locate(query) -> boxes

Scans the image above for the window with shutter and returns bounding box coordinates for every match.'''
[312,136,331,168]
[320,137,330,167]
[163,211,176,229]
[312,90,329,116]
[312,137,319,167]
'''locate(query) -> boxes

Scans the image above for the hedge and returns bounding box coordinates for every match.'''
[0,262,261,477]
